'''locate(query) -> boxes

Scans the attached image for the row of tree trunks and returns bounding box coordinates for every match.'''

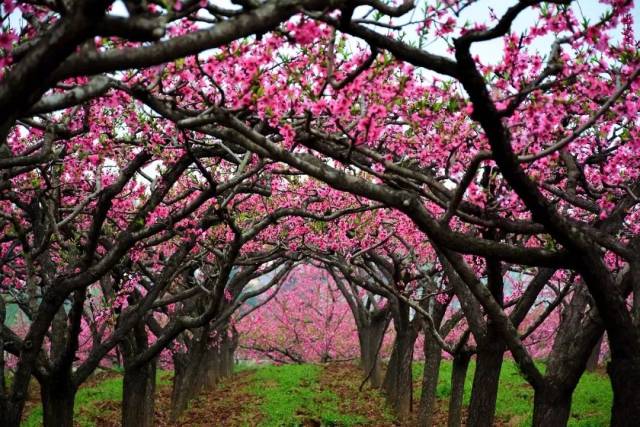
[405,267,609,427]
[170,328,210,420]
[205,328,238,388]
[170,325,238,420]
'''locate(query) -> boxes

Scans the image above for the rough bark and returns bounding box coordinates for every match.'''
[358,317,388,388]
[205,328,238,387]
[170,329,209,420]
[466,251,505,427]
[466,332,505,427]
[383,326,418,420]
[417,296,449,427]
[120,319,158,427]
[41,374,76,427]
[417,334,442,427]
[532,286,604,427]
[448,351,471,427]
[531,384,572,427]
[122,358,157,427]
[608,357,640,426]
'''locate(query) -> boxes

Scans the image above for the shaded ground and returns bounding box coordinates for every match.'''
[317,363,395,426]
[152,370,262,427]
[22,360,611,426]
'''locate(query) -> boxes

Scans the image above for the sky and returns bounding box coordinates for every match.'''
[106,1,640,66]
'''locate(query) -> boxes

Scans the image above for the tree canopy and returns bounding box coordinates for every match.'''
[0,0,639,426]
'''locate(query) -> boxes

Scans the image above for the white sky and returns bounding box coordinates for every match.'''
[107,1,639,66]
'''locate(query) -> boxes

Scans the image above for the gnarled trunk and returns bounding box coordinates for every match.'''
[0,403,22,427]
[120,321,157,427]
[447,351,471,427]
[41,374,76,427]
[122,358,157,427]
[170,330,209,420]
[466,333,504,427]
[358,317,388,388]
[417,334,442,426]
[171,351,206,420]
[608,356,640,426]
[530,286,605,427]
[531,385,572,427]
[383,328,418,420]
[205,328,237,388]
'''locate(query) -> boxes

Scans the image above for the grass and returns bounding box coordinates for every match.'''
[248,364,370,426]
[20,360,611,426]
[413,359,612,426]
[569,370,613,426]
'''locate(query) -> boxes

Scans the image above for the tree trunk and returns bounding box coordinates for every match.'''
[417,334,442,426]
[531,385,572,427]
[221,328,238,377]
[358,318,387,388]
[530,286,605,427]
[205,345,223,388]
[204,327,237,388]
[466,335,504,427]
[120,320,158,427]
[383,329,417,420]
[122,358,157,427]
[170,353,188,419]
[0,402,24,427]
[448,351,471,427]
[170,336,208,420]
[608,356,640,426]
[41,375,76,427]
[0,299,8,426]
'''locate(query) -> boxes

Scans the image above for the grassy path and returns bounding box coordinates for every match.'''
[246,364,392,426]
[22,361,611,426]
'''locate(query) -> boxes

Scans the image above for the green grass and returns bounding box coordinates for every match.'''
[248,364,369,427]
[413,360,611,426]
[23,370,171,427]
[569,370,612,426]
